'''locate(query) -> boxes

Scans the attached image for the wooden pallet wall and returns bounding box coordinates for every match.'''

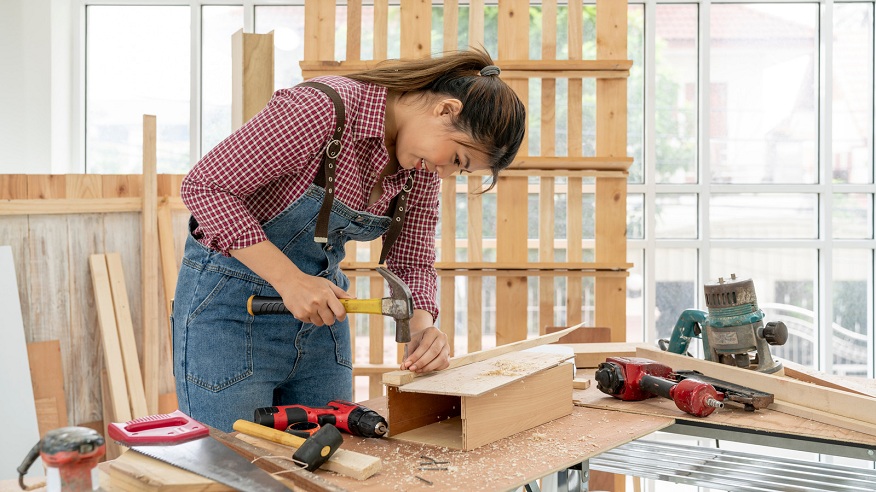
[300,0,631,395]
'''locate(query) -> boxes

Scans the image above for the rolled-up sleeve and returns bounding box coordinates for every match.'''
[385,171,441,321]
[181,88,335,255]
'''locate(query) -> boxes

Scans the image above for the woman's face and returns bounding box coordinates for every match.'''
[393,98,491,179]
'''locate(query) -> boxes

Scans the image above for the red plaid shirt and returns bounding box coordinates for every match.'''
[181,76,440,318]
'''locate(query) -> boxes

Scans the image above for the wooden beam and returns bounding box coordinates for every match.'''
[232,30,274,130]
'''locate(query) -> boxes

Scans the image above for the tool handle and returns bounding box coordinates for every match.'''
[108,410,209,445]
[247,296,383,316]
[233,419,306,448]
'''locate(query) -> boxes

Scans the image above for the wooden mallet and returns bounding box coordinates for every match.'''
[233,419,343,472]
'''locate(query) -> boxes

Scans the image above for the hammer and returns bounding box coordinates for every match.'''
[233,420,343,472]
[246,266,413,344]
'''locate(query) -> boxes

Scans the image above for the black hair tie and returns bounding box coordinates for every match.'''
[479,65,501,77]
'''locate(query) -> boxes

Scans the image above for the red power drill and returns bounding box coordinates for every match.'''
[17,427,106,491]
[595,356,725,417]
[253,400,388,438]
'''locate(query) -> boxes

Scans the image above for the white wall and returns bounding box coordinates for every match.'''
[0,0,76,174]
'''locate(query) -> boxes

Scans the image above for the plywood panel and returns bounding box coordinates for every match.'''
[26,341,68,436]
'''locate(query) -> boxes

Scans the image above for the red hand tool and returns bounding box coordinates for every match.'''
[254,400,388,438]
[17,427,106,492]
[595,356,726,417]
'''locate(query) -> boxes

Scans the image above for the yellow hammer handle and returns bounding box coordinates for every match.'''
[233,419,305,449]
[339,298,383,315]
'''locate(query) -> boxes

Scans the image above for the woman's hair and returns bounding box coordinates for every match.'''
[346,48,525,191]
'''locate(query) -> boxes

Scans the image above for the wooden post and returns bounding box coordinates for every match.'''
[142,114,159,414]
[232,30,274,130]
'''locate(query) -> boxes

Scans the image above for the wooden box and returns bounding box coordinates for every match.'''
[384,350,574,451]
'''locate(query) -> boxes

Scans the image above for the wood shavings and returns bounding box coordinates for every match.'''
[480,359,530,377]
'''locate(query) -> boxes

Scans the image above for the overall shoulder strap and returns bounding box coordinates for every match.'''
[298,81,345,243]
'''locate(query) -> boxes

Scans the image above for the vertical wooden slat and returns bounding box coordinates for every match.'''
[596,0,628,343]
[567,0,584,326]
[443,0,459,52]
[468,0,484,47]
[0,174,28,199]
[538,0,558,335]
[106,252,149,419]
[27,175,65,199]
[440,180,456,355]
[142,115,159,414]
[495,0,530,345]
[65,175,102,199]
[346,0,362,61]
[400,0,431,59]
[232,30,274,129]
[467,180,483,353]
[157,200,176,336]
[373,0,388,60]
[345,241,358,362]
[67,213,104,424]
[369,240,384,398]
[466,0,485,353]
[305,0,336,61]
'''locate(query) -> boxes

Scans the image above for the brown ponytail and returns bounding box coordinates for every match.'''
[346,48,525,190]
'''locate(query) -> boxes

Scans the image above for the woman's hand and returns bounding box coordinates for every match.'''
[401,311,450,373]
[276,273,352,326]
[230,240,351,326]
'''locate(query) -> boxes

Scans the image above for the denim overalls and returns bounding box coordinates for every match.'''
[172,83,401,432]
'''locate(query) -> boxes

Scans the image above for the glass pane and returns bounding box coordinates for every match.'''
[710,193,818,239]
[201,6,244,158]
[655,193,697,239]
[628,5,644,184]
[86,6,190,173]
[655,4,698,184]
[833,3,874,184]
[627,248,644,342]
[709,4,818,184]
[655,248,698,343]
[628,193,644,240]
[832,250,872,376]
[833,193,874,239]
[255,6,305,89]
[711,249,817,368]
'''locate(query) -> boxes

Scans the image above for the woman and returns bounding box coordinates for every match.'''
[173,48,525,431]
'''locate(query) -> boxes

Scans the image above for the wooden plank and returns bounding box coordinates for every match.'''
[90,254,133,425]
[384,324,582,386]
[236,433,381,482]
[386,385,459,436]
[372,0,388,60]
[27,341,69,436]
[399,0,431,59]
[0,174,28,199]
[0,246,41,482]
[770,400,876,438]
[109,450,235,491]
[495,0,530,346]
[0,198,142,215]
[157,199,177,327]
[782,360,876,397]
[538,0,557,334]
[443,0,458,51]
[27,216,69,343]
[369,239,384,398]
[27,174,65,199]
[637,346,876,426]
[466,177,483,353]
[463,363,572,450]
[105,252,149,419]
[398,350,572,397]
[304,0,335,62]
[346,0,362,61]
[569,342,651,368]
[142,114,160,415]
[65,174,103,199]
[546,325,612,344]
[232,30,274,130]
[102,175,141,198]
[440,180,456,354]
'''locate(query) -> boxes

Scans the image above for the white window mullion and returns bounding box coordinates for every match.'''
[644,0,657,343]
[819,0,835,372]
[699,0,711,302]
[190,1,202,164]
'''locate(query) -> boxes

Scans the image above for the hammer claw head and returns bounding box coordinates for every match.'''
[376,267,414,344]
